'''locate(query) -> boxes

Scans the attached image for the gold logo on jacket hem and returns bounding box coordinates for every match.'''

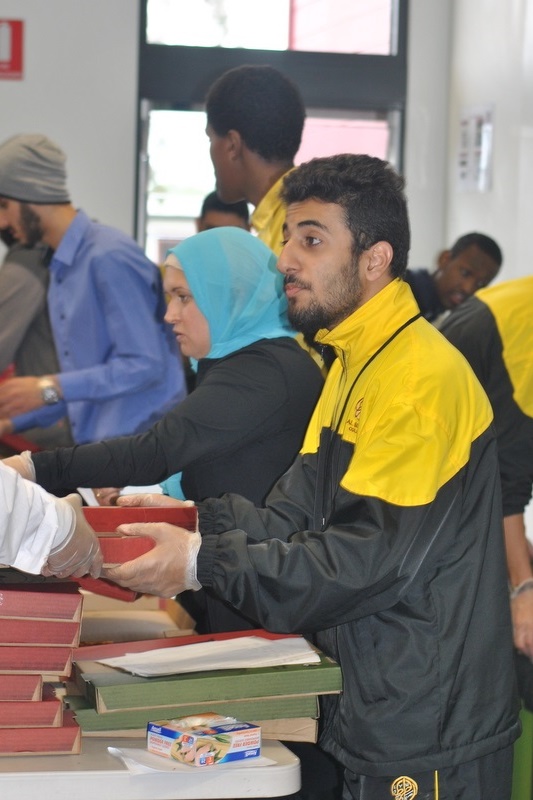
[390,775,418,799]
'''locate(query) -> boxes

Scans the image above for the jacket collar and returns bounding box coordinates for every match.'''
[316,279,420,368]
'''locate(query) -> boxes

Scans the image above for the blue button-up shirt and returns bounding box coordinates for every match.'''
[13,210,186,443]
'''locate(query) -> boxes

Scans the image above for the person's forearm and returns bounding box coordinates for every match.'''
[0,462,73,573]
[32,432,168,495]
[504,513,533,658]
[504,513,532,588]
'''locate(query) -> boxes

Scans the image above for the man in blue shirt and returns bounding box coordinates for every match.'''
[0,134,186,444]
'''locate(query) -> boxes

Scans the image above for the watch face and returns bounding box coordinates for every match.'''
[41,384,60,405]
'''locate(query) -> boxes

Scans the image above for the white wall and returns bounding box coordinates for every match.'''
[0,0,140,236]
[445,0,533,534]
[447,0,533,281]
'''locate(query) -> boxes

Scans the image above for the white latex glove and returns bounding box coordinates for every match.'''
[42,494,103,579]
[103,523,201,598]
[2,450,36,482]
[116,493,194,508]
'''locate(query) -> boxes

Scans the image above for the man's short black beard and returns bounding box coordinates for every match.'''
[20,204,44,248]
[287,284,362,341]
[288,303,335,341]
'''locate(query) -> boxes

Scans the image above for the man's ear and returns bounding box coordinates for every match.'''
[436,249,451,273]
[365,241,393,282]
[226,129,243,161]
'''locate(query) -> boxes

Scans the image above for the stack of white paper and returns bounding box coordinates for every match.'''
[98,635,321,678]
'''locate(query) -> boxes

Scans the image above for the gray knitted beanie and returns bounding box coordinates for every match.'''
[0,133,70,204]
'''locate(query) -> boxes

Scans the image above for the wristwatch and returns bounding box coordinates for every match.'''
[38,377,61,405]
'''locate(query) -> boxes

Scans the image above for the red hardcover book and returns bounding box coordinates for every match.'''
[75,576,140,603]
[0,432,41,455]
[0,646,73,680]
[0,690,62,728]
[0,618,80,647]
[0,710,81,755]
[0,674,42,702]
[82,505,198,532]
[77,505,198,602]
[96,535,156,566]
[0,582,83,621]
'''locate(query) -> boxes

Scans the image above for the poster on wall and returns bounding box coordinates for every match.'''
[0,20,23,80]
[457,105,493,193]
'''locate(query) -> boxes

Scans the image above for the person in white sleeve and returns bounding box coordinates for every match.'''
[0,457,102,578]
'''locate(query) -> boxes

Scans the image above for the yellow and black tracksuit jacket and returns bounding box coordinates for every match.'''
[440,275,533,517]
[197,279,520,777]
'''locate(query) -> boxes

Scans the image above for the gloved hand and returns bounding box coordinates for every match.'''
[116,493,195,508]
[42,494,103,579]
[94,487,122,506]
[103,523,201,598]
[2,450,36,482]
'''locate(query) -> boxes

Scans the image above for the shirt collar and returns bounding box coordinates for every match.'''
[251,173,289,236]
[52,209,90,268]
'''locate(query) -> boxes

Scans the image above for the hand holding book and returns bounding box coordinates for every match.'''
[103,522,201,597]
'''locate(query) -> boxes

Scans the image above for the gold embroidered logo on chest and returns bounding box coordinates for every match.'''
[342,397,364,443]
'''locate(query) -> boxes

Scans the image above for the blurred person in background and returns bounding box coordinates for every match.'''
[405,232,502,324]
[196,190,249,233]
[0,227,73,449]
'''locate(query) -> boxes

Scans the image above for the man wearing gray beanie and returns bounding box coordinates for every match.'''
[0,133,71,207]
[0,133,187,445]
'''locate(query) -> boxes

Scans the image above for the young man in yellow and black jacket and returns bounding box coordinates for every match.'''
[105,154,520,799]
[441,276,533,705]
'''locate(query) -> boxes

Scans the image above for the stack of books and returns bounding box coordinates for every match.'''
[0,582,83,755]
[66,629,343,742]
[0,505,201,755]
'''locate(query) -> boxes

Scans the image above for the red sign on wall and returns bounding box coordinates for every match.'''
[0,20,23,80]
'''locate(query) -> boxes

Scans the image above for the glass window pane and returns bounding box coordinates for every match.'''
[290,1,392,55]
[146,0,393,55]
[145,109,217,263]
[147,0,290,50]
[297,114,390,164]
[147,110,214,220]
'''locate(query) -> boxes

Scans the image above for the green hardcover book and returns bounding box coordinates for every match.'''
[73,654,342,714]
[66,693,319,732]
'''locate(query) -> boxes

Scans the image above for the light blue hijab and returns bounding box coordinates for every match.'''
[161,227,294,499]
[167,226,294,370]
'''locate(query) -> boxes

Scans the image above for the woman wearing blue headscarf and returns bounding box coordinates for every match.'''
[159,226,301,498]
[26,228,323,628]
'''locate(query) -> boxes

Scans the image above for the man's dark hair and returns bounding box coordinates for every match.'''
[205,65,305,163]
[200,191,249,225]
[449,232,503,268]
[281,153,410,278]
